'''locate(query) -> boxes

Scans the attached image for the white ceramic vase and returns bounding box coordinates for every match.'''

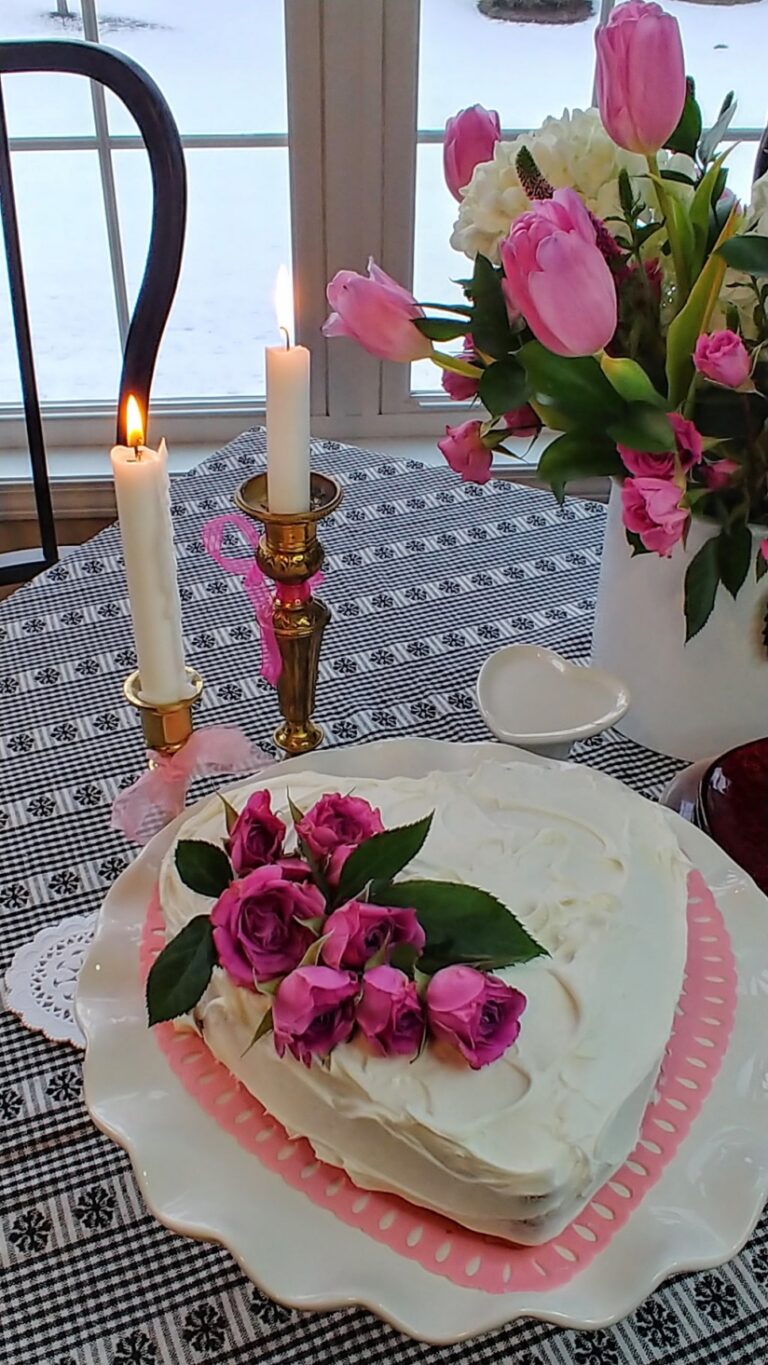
[592,483,768,760]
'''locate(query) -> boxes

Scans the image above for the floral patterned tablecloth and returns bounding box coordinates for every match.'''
[1,429,766,1365]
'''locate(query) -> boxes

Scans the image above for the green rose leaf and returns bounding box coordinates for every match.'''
[717,523,752,599]
[175,840,233,898]
[372,879,548,974]
[665,81,702,159]
[684,536,720,641]
[146,915,217,1026]
[520,342,625,429]
[467,254,512,360]
[413,317,469,342]
[219,794,239,835]
[718,234,768,278]
[335,813,434,907]
[607,403,676,455]
[478,357,529,417]
[242,1004,274,1057]
[537,430,623,504]
[626,530,651,557]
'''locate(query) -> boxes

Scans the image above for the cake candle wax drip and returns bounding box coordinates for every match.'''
[266,266,311,515]
[110,396,191,707]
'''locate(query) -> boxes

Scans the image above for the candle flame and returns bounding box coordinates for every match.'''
[274,264,294,347]
[126,394,144,449]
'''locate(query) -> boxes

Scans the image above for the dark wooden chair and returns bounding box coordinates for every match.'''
[0,38,186,585]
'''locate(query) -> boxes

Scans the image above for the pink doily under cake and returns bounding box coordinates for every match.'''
[140,870,736,1296]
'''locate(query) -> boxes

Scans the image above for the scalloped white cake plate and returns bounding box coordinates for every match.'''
[76,739,768,1344]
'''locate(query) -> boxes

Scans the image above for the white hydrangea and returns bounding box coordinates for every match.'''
[449,107,692,264]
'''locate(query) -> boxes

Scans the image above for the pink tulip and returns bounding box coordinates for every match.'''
[621,476,688,556]
[323,259,433,363]
[443,105,501,201]
[441,336,480,400]
[437,420,493,484]
[694,331,751,389]
[499,188,617,357]
[595,2,686,156]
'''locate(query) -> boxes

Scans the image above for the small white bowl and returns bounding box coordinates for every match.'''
[476,645,630,759]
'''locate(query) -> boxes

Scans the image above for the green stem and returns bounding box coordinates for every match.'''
[647,152,689,304]
[432,350,483,378]
[418,301,473,317]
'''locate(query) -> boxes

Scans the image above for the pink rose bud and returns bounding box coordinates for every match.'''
[443,104,501,201]
[761,540,768,563]
[211,864,324,987]
[272,965,358,1066]
[441,335,480,401]
[694,331,751,390]
[226,790,286,876]
[426,965,527,1069]
[437,419,493,485]
[499,189,617,357]
[357,965,425,1058]
[702,458,740,491]
[618,412,703,479]
[503,404,542,439]
[621,475,689,556]
[321,900,425,971]
[296,794,384,887]
[595,1,686,156]
[323,259,433,364]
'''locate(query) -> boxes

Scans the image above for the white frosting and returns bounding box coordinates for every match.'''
[159,761,689,1243]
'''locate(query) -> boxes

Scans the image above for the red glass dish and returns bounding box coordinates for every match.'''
[700,738,768,895]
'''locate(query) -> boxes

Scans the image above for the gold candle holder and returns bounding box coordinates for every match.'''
[124,667,204,757]
[234,471,343,756]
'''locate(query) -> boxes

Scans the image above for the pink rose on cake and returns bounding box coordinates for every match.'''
[426,964,527,1069]
[296,793,384,886]
[321,899,425,970]
[211,864,324,987]
[226,791,285,876]
[357,965,425,1057]
[273,965,359,1065]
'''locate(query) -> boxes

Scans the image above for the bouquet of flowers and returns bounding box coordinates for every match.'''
[323,1,768,638]
[147,789,546,1069]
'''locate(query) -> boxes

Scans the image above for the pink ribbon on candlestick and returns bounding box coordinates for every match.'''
[112,725,272,845]
[202,513,322,685]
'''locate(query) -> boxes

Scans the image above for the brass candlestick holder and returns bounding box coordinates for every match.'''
[124,667,204,757]
[234,471,343,756]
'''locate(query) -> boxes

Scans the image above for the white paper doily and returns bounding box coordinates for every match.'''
[4,913,97,1048]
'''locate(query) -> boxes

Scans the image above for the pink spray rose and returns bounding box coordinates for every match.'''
[323,259,433,364]
[499,189,618,357]
[443,104,501,201]
[761,540,768,563]
[621,476,689,556]
[211,864,324,987]
[426,965,527,1069]
[226,790,285,876]
[441,336,480,401]
[703,458,740,491]
[694,331,751,389]
[321,900,425,971]
[273,965,359,1066]
[438,419,493,485]
[296,793,384,888]
[618,412,703,480]
[503,405,542,439]
[595,2,686,156]
[357,965,425,1058]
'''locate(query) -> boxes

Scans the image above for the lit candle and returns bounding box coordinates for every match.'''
[110,395,190,706]
[266,265,311,514]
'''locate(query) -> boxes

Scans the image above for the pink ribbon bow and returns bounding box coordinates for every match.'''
[112,725,272,845]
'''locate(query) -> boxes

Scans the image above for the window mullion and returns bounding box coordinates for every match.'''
[82,0,131,346]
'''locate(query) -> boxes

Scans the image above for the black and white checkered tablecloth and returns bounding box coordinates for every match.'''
[2,429,766,1365]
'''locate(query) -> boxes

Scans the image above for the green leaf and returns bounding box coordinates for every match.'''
[175,840,233,898]
[537,430,622,503]
[288,795,331,903]
[417,300,473,316]
[372,880,548,975]
[757,550,768,582]
[666,225,732,407]
[692,388,767,440]
[146,915,217,1026]
[699,90,736,166]
[413,317,469,342]
[467,254,512,360]
[688,152,729,278]
[718,234,768,278]
[478,357,529,417]
[335,813,434,907]
[520,342,625,430]
[608,404,675,454]
[242,1005,274,1057]
[684,536,720,641]
[626,530,651,557]
[390,941,421,977]
[660,168,697,188]
[219,794,239,836]
[599,355,667,408]
[717,523,752,599]
[665,82,702,158]
[618,167,636,220]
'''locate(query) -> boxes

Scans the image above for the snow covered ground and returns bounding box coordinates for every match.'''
[0,0,765,407]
